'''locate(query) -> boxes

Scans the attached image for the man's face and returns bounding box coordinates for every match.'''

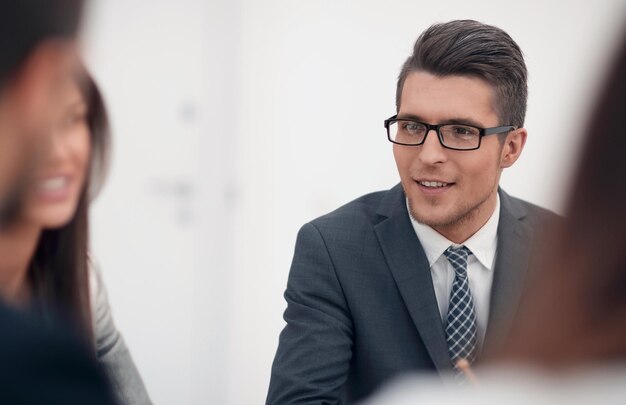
[394,71,516,242]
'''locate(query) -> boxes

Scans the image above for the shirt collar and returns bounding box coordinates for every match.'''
[407,194,500,270]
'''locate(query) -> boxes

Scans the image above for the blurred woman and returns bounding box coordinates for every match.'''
[0,67,152,405]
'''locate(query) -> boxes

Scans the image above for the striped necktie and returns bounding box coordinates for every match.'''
[443,245,478,372]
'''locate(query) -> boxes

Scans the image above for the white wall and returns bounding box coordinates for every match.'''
[83,1,625,404]
[83,0,240,403]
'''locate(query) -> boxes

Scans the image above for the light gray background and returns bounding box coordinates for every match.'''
[83,1,625,403]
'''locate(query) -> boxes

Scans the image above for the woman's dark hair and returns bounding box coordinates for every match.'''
[29,68,110,343]
[493,28,626,367]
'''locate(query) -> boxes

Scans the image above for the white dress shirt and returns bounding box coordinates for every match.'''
[407,195,500,345]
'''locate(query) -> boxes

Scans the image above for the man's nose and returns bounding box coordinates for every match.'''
[417,129,447,165]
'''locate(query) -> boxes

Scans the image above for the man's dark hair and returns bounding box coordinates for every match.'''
[396,20,528,128]
[0,0,83,87]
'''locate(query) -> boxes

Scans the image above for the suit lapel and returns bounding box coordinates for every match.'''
[373,185,452,371]
[482,189,534,353]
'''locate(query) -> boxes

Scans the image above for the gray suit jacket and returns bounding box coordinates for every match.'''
[267,184,558,404]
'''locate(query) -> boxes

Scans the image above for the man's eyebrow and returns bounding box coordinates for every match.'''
[396,113,427,122]
[396,114,488,128]
[443,118,488,128]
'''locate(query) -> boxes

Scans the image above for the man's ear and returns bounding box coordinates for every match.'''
[500,127,527,168]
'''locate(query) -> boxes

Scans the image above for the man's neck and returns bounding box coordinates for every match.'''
[433,192,498,244]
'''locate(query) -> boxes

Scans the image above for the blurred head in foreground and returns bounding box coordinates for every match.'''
[495,27,626,368]
[0,67,110,340]
[0,0,83,224]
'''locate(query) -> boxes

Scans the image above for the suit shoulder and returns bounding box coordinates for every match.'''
[312,189,386,222]
[507,194,562,225]
[304,189,391,236]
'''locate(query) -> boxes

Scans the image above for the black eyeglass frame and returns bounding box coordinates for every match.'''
[384,114,517,151]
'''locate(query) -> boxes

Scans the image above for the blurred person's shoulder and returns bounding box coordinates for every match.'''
[363,365,626,405]
[0,301,116,404]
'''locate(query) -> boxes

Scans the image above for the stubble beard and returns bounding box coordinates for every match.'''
[408,193,487,229]
[406,178,498,234]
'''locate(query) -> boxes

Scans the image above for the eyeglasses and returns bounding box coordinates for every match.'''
[384,115,516,151]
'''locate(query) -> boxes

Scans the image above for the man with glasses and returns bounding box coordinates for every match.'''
[267,20,559,404]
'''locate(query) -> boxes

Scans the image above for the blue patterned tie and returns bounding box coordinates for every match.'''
[444,245,478,371]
